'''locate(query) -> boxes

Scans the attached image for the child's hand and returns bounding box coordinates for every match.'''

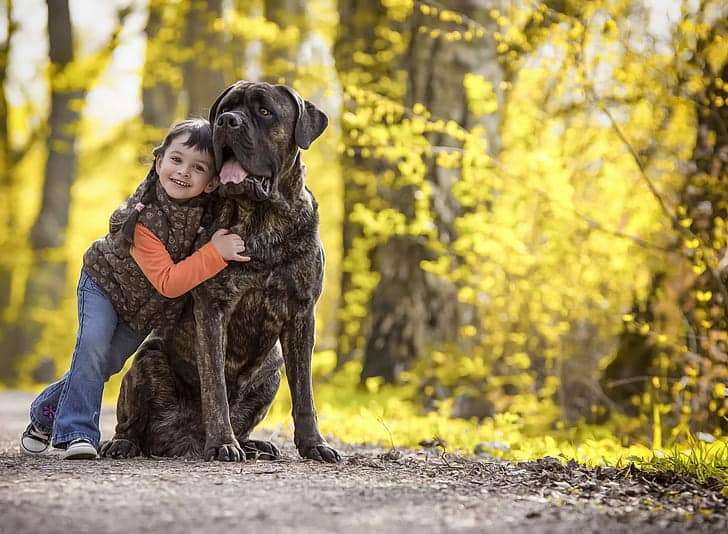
[211,229,250,262]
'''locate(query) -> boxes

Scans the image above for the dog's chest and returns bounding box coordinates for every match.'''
[226,262,288,297]
[224,270,289,363]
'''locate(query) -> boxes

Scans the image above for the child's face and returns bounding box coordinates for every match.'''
[156,134,217,201]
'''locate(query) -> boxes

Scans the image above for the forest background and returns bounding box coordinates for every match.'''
[0,0,727,467]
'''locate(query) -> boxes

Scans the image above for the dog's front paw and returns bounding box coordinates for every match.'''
[100,438,141,459]
[204,441,245,462]
[241,439,281,460]
[299,443,341,463]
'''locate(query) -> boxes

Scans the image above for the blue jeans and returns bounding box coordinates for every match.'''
[29,268,148,449]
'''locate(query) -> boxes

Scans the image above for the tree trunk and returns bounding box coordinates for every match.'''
[333,0,393,366]
[0,0,16,312]
[182,0,227,118]
[0,0,10,177]
[669,52,728,430]
[360,1,504,382]
[604,15,728,431]
[229,0,256,81]
[31,0,80,248]
[262,0,308,85]
[0,0,81,383]
[141,2,178,128]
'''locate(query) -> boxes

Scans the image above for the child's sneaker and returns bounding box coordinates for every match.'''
[20,423,50,454]
[63,438,98,460]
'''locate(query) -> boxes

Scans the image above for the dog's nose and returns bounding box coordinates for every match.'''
[217,112,241,129]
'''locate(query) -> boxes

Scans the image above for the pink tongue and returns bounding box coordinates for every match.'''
[219,160,248,184]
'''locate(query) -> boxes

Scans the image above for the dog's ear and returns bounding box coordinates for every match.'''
[278,85,328,150]
[208,84,236,124]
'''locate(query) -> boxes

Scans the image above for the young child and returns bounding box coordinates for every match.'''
[20,118,248,460]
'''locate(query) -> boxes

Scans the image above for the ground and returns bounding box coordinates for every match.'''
[0,391,725,533]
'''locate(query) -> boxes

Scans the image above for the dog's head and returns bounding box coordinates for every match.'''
[208,81,328,204]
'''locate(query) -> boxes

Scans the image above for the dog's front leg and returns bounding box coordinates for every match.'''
[281,305,341,463]
[192,294,244,462]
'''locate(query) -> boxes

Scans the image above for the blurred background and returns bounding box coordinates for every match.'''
[1,0,727,452]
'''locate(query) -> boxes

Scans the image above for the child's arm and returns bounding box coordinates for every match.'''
[130,224,233,298]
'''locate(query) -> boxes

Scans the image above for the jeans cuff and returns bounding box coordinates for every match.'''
[29,413,52,435]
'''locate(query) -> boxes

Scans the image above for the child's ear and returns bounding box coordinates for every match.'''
[155,154,162,175]
[204,176,219,193]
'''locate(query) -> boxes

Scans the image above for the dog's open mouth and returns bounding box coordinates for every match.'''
[218,148,272,201]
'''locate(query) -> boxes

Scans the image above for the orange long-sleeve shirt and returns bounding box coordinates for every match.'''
[130,224,227,298]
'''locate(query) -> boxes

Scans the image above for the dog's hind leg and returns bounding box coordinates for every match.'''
[101,339,198,459]
[135,347,205,459]
[230,346,283,460]
[145,391,205,459]
[100,341,161,458]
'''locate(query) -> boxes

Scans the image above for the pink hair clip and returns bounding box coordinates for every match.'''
[134,202,145,212]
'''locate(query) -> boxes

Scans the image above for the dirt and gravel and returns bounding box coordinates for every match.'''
[0,390,725,533]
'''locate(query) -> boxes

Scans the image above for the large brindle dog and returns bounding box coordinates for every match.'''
[100,81,340,463]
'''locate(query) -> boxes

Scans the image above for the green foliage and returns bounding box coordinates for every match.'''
[263,349,728,490]
[638,437,728,488]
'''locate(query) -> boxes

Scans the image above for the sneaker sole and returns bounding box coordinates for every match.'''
[64,445,98,460]
[20,443,50,454]
[64,452,97,460]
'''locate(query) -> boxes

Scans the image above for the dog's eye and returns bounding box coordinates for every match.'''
[259,107,271,117]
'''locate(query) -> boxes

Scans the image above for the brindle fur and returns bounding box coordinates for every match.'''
[101,81,340,463]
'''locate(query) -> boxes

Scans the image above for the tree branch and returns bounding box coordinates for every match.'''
[587,89,728,313]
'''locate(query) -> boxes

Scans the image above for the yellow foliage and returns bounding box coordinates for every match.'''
[3,0,727,472]
[463,73,499,116]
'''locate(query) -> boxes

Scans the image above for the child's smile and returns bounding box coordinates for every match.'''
[169,177,193,189]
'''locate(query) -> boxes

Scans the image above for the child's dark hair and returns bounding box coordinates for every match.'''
[120,118,214,245]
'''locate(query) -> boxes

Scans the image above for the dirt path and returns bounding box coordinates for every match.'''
[0,391,724,533]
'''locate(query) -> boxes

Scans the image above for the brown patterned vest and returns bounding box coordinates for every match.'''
[83,175,210,333]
